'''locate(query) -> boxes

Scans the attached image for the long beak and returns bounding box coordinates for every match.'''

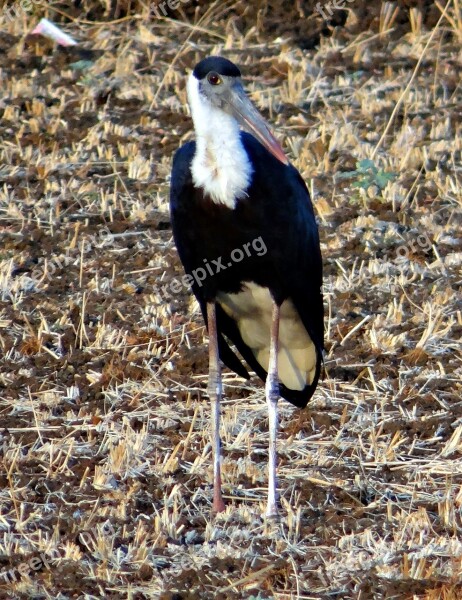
[226,82,289,166]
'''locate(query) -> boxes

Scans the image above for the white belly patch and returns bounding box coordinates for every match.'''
[216,283,316,391]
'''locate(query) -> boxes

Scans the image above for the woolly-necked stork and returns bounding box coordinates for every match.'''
[169,56,323,517]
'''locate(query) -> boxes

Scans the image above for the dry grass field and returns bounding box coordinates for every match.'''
[0,1,461,598]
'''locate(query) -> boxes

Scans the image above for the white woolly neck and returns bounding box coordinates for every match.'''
[187,74,253,210]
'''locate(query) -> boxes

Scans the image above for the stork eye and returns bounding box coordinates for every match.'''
[207,72,222,86]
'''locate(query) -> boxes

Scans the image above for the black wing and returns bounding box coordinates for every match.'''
[169,142,251,380]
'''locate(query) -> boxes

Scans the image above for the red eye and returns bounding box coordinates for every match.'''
[207,72,222,85]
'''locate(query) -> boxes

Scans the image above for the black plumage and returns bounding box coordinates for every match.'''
[170,133,323,408]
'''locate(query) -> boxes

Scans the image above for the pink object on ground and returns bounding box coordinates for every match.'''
[31,18,77,47]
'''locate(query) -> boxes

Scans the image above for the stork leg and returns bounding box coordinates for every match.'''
[265,302,281,518]
[206,301,226,513]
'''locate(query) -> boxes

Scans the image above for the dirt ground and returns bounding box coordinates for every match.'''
[0,1,461,599]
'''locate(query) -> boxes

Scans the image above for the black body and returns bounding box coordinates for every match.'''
[169,132,323,408]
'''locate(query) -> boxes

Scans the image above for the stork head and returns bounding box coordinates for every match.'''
[187,56,288,166]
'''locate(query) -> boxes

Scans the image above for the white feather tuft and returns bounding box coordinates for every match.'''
[217,283,317,391]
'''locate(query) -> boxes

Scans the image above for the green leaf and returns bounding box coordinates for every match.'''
[357,158,377,173]
[69,60,95,71]
[375,171,396,189]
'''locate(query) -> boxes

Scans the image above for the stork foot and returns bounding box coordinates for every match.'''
[265,503,280,519]
[212,483,226,513]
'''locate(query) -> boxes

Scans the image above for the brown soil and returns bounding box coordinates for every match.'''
[0,1,461,599]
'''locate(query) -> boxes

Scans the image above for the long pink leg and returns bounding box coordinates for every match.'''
[207,302,226,513]
[265,302,281,518]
